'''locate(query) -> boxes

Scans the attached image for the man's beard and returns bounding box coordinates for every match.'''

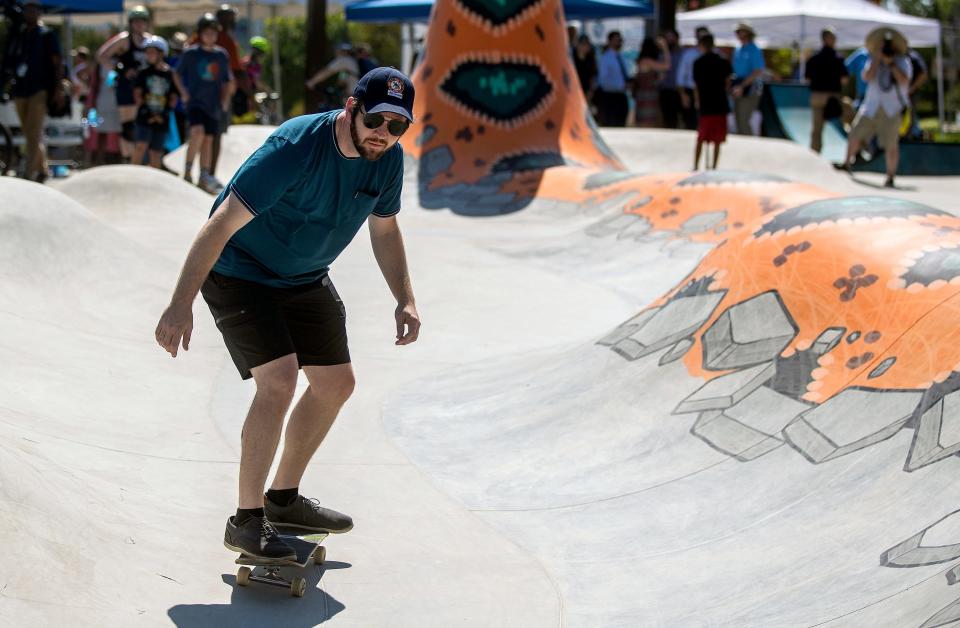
[350,115,388,162]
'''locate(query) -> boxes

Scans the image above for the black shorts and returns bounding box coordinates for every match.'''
[187,106,220,135]
[135,122,166,151]
[200,271,350,380]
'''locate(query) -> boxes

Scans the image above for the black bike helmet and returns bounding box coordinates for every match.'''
[196,13,220,33]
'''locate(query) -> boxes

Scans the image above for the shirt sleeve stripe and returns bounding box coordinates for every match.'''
[230,183,260,216]
[372,206,401,218]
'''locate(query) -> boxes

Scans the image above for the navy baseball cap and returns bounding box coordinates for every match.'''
[353,67,415,122]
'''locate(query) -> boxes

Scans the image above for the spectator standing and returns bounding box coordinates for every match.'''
[573,34,597,102]
[656,28,682,128]
[84,61,123,167]
[71,46,92,99]
[177,13,234,193]
[167,32,189,146]
[595,31,630,127]
[8,0,64,182]
[132,36,179,169]
[675,26,711,130]
[212,5,243,179]
[355,43,379,77]
[692,33,733,170]
[845,46,870,108]
[306,44,361,106]
[842,29,912,188]
[244,37,270,94]
[632,37,670,128]
[731,22,765,135]
[905,48,928,139]
[96,5,153,160]
[805,27,848,153]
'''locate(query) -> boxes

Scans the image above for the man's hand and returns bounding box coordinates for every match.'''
[680,90,691,109]
[156,303,193,357]
[732,85,744,98]
[395,302,420,346]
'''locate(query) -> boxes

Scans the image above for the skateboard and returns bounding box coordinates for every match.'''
[234,530,329,597]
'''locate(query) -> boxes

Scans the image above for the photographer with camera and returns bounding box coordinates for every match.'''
[3,0,63,182]
[842,28,912,189]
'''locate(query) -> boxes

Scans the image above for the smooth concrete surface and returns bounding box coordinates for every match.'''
[3,125,959,627]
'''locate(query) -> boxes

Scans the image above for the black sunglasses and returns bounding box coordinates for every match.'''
[359,108,410,137]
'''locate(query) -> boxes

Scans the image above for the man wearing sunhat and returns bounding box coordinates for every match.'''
[842,28,912,188]
[731,22,765,135]
[154,67,421,559]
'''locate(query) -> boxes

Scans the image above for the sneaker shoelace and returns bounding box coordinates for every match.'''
[259,517,282,540]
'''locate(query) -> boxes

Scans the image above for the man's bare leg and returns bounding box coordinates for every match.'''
[712,142,721,169]
[694,140,703,170]
[270,363,355,490]
[885,142,899,186]
[238,354,299,509]
[844,136,862,169]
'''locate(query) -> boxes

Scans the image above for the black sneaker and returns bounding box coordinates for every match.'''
[223,515,297,560]
[264,494,354,533]
[884,177,896,189]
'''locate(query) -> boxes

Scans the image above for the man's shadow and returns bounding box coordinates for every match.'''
[167,561,350,627]
[849,175,918,192]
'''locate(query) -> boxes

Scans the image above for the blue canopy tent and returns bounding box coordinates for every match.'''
[32,0,122,13]
[345,0,652,22]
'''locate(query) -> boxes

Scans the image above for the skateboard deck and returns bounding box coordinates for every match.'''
[234,529,329,597]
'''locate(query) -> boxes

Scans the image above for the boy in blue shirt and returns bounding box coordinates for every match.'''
[176,13,233,193]
[154,68,422,560]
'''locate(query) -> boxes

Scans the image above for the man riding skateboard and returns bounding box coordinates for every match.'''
[155,67,421,560]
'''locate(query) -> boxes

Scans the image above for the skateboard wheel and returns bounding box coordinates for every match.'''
[313,546,326,564]
[237,566,251,586]
[291,577,306,597]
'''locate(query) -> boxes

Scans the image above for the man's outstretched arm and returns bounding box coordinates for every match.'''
[155,193,254,356]
[368,214,420,345]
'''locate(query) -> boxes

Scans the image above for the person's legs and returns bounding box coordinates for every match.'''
[131,142,147,166]
[733,97,749,135]
[148,150,163,168]
[16,91,47,180]
[810,92,827,153]
[712,142,721,169]
[238,354,300,509]
[185,125,204,180]
[694,139,703,170]
[269,364,356,491]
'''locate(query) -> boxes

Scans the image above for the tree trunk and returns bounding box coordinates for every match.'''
[305,0,327,113]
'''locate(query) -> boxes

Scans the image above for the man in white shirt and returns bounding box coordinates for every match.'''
[306,43,360,105]
[842,31,912,188]
[595,31,629,127]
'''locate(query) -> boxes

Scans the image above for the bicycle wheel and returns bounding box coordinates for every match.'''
[0,123,13,176]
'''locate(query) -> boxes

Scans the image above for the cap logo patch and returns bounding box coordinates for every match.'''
[387,77,404,99]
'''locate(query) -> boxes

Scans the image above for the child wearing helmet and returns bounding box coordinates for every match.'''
[132,36,179,169]
[176,14,234,193]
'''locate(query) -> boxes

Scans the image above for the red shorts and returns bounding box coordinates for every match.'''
[698,114,728,144]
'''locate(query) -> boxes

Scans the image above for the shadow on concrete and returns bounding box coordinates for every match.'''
[167,562,350,627]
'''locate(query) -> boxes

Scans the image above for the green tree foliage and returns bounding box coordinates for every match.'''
[262,12,400,117]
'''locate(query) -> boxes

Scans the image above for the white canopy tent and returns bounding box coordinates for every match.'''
[677,0,945,129]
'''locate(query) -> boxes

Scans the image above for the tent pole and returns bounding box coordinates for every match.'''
[271,5,283,115]
[402,23,413,74]
[937,36,945,133]
[798,14,806,80]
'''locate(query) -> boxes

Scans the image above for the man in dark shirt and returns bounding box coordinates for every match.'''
[805,28,848,153]
[8,0,64,182]
[692,33,732,170]
[905,48,928,139]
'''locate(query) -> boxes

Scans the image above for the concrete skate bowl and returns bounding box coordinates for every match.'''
[384,194,960,627]
[0,178,246,625]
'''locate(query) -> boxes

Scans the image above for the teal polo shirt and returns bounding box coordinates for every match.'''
[210,110,404,287]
